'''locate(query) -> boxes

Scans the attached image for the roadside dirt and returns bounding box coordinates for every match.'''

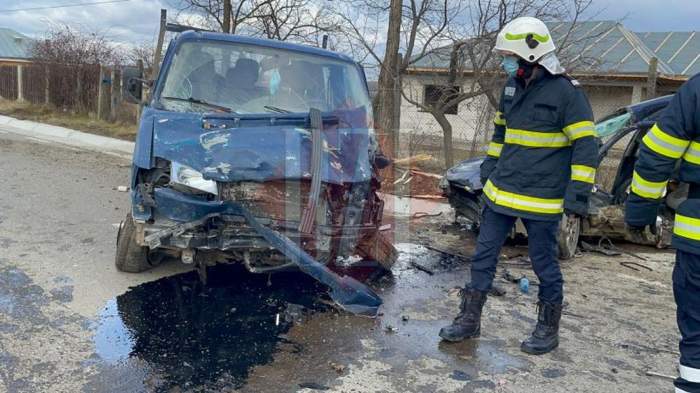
[0,132,681,392]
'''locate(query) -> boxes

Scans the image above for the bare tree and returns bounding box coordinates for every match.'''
[172,0,337,44]
[341,0,595,168]
[332,0,464,158]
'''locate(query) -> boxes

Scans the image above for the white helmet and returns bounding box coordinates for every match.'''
[494,17,555,63]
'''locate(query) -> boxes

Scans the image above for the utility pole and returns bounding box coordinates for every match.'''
[152,9,167,81]
[646,57,658,100]
[376,0,402,157]
[222,0,232,33]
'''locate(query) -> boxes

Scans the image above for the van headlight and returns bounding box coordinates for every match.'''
[171,161,218,195]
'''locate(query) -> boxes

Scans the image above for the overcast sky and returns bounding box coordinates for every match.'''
[1,0,698,45]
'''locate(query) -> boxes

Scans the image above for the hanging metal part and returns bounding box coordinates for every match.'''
[299,108,323,235]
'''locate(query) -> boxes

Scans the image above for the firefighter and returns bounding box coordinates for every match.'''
[624,75,700,392]
[439,17,599,355]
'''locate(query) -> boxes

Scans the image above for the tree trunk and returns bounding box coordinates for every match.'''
[435,111,454,169]
[376,0,402,156]
[223,0,232,33]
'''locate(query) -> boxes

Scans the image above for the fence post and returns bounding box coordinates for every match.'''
[110,68,121,122]
[136,59,144,121]
[97,65,111,120]
[44,65,50,105]
[16,65,24,102]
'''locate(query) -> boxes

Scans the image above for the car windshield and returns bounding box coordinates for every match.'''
[595,112,632,140]
[158,41,371,115]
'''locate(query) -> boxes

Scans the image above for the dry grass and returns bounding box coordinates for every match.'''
[0,99,137,141]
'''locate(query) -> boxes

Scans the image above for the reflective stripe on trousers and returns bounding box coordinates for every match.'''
[483,180,564,215]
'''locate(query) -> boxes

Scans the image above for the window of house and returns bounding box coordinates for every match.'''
[423,85,460,115]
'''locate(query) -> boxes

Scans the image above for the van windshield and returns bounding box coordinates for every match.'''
[158,41,371,115]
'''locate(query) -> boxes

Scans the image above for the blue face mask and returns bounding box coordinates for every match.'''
[501,56,520,77]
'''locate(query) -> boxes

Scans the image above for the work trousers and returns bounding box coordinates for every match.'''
[674,250,700,393]
[469,205,564,304]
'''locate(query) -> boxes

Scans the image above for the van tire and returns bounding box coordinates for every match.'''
[115,213,156,273]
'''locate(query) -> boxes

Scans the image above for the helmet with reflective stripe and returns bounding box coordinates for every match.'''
[494,17,555,63]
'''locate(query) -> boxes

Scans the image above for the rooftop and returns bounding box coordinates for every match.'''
[0,28,34,61]
[410,21,700,78]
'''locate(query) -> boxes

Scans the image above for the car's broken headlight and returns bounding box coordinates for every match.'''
[171,161,218,195]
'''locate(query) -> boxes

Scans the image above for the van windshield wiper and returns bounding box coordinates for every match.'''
[264,105,292,114]
[161,96,235,113]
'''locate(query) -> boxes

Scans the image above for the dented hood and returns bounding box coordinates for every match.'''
[151,113,375,184]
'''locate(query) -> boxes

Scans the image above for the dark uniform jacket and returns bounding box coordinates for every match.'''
[625,74,700,255]
[480,70,599,221]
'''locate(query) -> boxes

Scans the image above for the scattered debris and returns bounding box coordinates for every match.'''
[582,237,648,261]
[410,261,435,276]
[620,261,653,272]
[411,211,443,220]
[450,370,471,381]
[299,382,330,390]
[329,362,345,374]
[116,185,129,192]
[423,244,471,262]
[519,277,530,294]
[401,315,410,322]
[384,324,398,334]
[489,285,506,297]
[646,370,676,380]
[580,240,621,256]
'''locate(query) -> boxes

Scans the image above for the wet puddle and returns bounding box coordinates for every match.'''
[92,243,530,392]
[93,264,327,390]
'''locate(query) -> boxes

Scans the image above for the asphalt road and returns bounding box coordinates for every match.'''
[0,129,684,393]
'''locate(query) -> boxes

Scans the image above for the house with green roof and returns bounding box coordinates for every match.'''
[400,20,699,147]
[0,28,34,65]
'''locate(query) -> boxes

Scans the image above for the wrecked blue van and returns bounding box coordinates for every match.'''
[117,31,396,291]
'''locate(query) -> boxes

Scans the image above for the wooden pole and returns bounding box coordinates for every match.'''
[110,68,121,122]
[646,57,658,100]
[16,65,24,102]
[136,59,144,121]
[151,9,167,81]
[392,52,403,155]
[97,65,109,120]
[44,64,50,105]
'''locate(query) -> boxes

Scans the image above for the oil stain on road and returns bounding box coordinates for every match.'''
[91,264,328,391]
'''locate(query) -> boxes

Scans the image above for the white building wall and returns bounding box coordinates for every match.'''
[400,75,642,150]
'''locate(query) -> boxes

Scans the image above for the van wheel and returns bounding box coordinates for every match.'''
[557,214,581,260]
[115,213,158,273]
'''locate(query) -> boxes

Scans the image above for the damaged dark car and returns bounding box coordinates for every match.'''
[116,31,395,314]
[441,95,686,258]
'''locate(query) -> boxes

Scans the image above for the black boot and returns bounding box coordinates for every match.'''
[439,288,487,342]
[521,302,563,355]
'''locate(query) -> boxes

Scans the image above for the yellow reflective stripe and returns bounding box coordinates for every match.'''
[483,180,564,214]
[571,164,596,184]
[674,214,700,241]
[494,111,506,126]
[505,128,571,148]
[642,124,690,159]
[563,121,597,141]
[631,170,668,199]
[683,141,700,164]
[487,142,503,158]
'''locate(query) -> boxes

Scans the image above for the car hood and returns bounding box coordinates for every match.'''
[151,112,375,184]
[445,157,484,190]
